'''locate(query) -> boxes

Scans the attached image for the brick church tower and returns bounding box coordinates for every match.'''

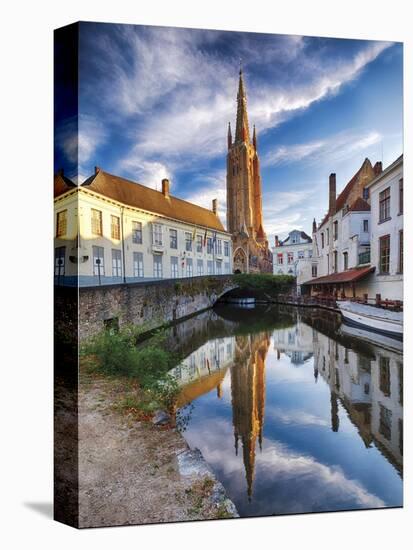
[226,68,273,273]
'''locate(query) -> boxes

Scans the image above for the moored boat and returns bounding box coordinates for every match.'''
[337,300,403,339]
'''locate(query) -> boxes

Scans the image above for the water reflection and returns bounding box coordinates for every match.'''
[167,305,403,516]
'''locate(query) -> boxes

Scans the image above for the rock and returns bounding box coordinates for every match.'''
[152,410,171,426]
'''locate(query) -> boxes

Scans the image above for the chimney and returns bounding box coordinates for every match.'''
[94,166,101,175]
[275,235,279,247]
[312,218,317,234]
[373,161,383,176]
[329,173,336,215]
[162,178,170,197]
[212,198,218,215]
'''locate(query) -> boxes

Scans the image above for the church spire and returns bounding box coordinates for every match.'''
[252,124,257,150]
[227,121,232,149]
[235,67,250,143]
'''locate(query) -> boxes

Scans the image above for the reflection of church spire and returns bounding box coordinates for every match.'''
[230,332,270,501]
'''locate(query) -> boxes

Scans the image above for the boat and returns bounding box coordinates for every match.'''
[337,300,403,339]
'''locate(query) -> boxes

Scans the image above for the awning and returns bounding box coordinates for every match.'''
[303,265,375,285]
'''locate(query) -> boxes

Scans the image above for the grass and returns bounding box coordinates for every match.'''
[80,324,181,417]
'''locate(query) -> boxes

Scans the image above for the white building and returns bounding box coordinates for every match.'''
[273,230,313,289]
[54,168,233,286]
[302,158,382,298]
[364,155,403,301]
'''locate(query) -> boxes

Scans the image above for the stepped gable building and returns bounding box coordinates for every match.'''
[303,157,383,297]
[226,69,273,273]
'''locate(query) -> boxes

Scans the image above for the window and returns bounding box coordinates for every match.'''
[224,262,230,273]
[397,361,403,406]
[312,264,317,278]
[54,246,66,276]
[379,235,390,274]
[207,237,213,254]
[186,258,193,277]
[343,251,348,270]
[379,404,392,441]
[292,235,297,244]
[216,260,222,274]
[132,221,143,244]
[133,252,144,278]
[169,228,178,249]
[56,210,67,237]
[91,209,102,236]
[111,215,120,240]
[217,239,222,255]
[111,249,122,277]
[379,356,391,397]
[92,246,105,276]
[379,187,391,222]
[399,230,403,273]
[207,260,213,275]
[321,233,325,248]
[363,187,369,200]
[277,253,283,265]
[363,219,369,232]
[308,249,313,258]
[327,253,329,273]
[333,221,338,241]
[170,256,179,278]
[326,228,329,245]
[185,232,192,252]
[298,250,304,259]
[153,255,163,278]
[224,241,229,257]
[333,250,338,273]
[399,178,403,214]
[287,252,294,264]
[197,259,204,276]
[196,235,203,253]
[152,223,163,246]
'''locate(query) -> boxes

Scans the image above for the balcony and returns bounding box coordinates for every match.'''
[358,250,371,265]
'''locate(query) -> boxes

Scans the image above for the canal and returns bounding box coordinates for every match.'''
[165,304,403,517]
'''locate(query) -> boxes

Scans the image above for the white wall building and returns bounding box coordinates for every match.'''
[273,230,313,289]
[54,168,233,286]
[365,155,403,301]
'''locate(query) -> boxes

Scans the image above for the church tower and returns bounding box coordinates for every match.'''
[226,69,272,273]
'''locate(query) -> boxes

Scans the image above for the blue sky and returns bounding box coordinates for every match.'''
[55,23,403,241]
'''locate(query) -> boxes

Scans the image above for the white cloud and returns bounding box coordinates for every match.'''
[78,115,107,166]
[182,169,227,227]
[78,26,392,182]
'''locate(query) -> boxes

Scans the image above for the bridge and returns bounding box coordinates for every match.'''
[79,275,239,341]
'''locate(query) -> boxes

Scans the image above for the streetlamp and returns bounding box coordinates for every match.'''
[96,257,101,286]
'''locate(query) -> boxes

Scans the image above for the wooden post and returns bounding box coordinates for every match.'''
[352,283,356,298]
[363,293,368,304]
[376,293,381,306]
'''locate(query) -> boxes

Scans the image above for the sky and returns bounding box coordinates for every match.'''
[54,22,403,241]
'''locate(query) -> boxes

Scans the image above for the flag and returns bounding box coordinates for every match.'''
[192,226,196,240]
[212,231,217,243]
[203,229,208,247]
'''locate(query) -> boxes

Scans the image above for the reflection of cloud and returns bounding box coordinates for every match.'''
[186,415,385,513]
[265,406,328,427]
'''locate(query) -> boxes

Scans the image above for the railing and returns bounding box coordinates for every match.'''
[358,250,371,265]
[276,293,338,310]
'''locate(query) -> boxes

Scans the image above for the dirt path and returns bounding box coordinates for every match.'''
[78,376,237,528]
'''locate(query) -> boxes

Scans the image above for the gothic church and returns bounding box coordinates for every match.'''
[226,69,273,273]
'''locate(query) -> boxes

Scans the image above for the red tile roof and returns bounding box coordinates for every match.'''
[81,170,226,232]
[54,172,76,198]
[303,266,375,285]
[319,159,371,228]
[348,197,370,212]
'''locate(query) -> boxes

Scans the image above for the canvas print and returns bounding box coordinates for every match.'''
[54,22,403,528]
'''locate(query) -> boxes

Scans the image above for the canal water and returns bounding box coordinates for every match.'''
[166,304,403,517]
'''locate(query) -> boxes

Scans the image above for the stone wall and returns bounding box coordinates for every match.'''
[78,275,237,341]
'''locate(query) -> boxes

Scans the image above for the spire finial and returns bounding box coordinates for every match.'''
[239,58,243,75]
